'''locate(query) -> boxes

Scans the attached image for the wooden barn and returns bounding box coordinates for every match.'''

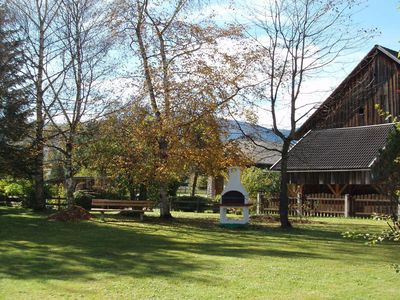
[297,45,400,135]
[270,45,400,217]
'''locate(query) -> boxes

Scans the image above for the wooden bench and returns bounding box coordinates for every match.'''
[91,199,155,221]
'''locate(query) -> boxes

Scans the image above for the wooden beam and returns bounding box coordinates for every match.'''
[288,184,297,197]
[297,185,304,195]
[287,184,304,197]
[338,184,348,196]
[327,184,348,197]
[371,184,387,195]
[327,184,337,196]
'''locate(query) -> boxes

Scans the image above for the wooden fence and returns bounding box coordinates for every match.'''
[0,196,22,206]
[353,194,393,217]
[1,197,67,210]
[258,193,397,218]
[46,197,67,210]
[261,196,297,216]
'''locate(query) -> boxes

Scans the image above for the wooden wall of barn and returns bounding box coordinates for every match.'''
[303,51,400,132]
[288,170,372,185]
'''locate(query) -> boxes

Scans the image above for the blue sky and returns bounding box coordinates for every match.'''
[355,0,399,52]
[198,0,400,127]
[316,0,400,100]
[116,0,400,129]
[243,0,400,128]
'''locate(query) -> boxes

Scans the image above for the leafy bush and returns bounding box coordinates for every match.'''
[24,184,53,209]
[143,179,184,201]
[168,179,181,197]
[47,184,65,198]
[0,178,29,197]
[241,167,280,200]
[0,177,39,207]
[92,188,127,200]
[4,182,25,197]
[73,191,94,210]
[197,176,208,190]
[89,177,183,202]
[170,195,214,212]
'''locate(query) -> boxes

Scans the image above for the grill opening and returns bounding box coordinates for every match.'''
[221,190,245,204]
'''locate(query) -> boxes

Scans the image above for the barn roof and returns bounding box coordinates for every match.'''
[219,119,285,167]
[271,123,395,171]
[236,139,281,167]
[297,45,400,136]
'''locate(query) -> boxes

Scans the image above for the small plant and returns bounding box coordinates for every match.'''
[290,201,312,222]
[170,195,213,212]
[241,167,280,201]
[342,215,400,274]
[197,176,208,190]
[0,177,44,208]
[73,191,94,210]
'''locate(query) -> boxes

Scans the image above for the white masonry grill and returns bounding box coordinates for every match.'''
[220,167,250,225]
[221,191,245,205]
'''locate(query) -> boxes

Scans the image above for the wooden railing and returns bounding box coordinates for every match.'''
[0,196,22,206]
[353,194,393,216]
[262,197,297,216]
[259,193,396,218]
[46,197,67,210]
[303,193,345,217]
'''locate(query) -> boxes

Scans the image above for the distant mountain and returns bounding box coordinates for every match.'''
[221,119,290,143]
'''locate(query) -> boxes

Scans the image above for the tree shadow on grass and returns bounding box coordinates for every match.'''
[0,207,398,283]
[134,214,400,263]
[1,213,208,281]
[98,211,398,248]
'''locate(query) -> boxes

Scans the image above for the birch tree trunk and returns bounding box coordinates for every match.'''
[65,142,74,207]
[34,44,45,209]
[9,0,63,210]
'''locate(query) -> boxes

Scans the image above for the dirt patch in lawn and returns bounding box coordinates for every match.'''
[48,206,92,221]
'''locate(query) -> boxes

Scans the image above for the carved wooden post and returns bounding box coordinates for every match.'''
[256,193,261,215]
[297,193,303,216]
[344,194,350,217]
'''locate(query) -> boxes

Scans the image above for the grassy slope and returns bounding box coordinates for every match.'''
[0,207,399,300]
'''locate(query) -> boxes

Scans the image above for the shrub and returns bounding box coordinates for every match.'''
[23,184,53,209]
[92,188,128,200]
[4,182,25,197]
[0,177,62,208]
[241,167,280,200]
[0,177,30,198]
[0,177,42,207]
[197,176,208,190]
[47,184,65,198]
[73,191,94,210]
[141,179,184,201]
[170,195,214,212]
[168,179,181,197]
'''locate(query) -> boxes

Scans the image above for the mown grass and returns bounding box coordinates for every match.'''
[0,207,399,299]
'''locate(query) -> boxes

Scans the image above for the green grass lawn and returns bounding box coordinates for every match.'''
[0,207,399,300]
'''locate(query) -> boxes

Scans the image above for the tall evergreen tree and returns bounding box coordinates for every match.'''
[0,4,31,177]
